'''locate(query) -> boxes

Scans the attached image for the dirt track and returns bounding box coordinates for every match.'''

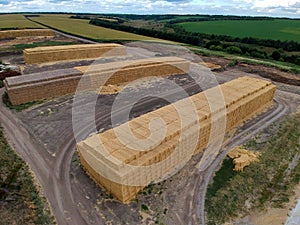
[1,32,300,225]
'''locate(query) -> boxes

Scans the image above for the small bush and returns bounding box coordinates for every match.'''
[225,46,242,54]
[209,45,223,51]
[271,51,281,61]
[141,204,149,211]
[228,59,238,67]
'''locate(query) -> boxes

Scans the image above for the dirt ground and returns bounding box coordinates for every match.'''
[14,66,300,225]
[1,38,300,224]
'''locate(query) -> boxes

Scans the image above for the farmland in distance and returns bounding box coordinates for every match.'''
[30,14,166,42]
[0,14,44,29]
[178,19,300,42]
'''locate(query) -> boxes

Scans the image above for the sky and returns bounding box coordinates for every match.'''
[0,0,299,18]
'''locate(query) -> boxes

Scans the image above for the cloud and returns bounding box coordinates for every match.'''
[0,0,299,18]
[253,0,298,8]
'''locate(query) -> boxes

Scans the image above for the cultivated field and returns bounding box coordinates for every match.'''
[0,14,44,29]
[30,14,165,41]
[179,19,300,42]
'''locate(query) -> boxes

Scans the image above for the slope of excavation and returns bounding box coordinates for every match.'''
[77,76,276,203]
[23,43,127,64]
[4,57,189,105]
[0,29,55,40]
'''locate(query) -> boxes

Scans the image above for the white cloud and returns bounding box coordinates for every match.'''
[253,0,298,8]
[0,0,299,17]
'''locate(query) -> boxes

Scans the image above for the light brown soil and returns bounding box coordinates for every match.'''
[232,183,300,225]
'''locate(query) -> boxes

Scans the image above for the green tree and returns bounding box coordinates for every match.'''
[225,46,242,54]
[271,51,281,61]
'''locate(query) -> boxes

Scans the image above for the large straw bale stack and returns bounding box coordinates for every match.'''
[4,68,83,105]
[82,57,190,89]
[77,76,276,203]
[5,57,189,105]
[23,43,127,64]
[0,29,55,40]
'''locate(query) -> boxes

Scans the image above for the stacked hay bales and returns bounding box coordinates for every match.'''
[4,68,83,105]
[77,76,276,203]
[77,56,190,90]
[23,43,127,64]
[0,29,55,40]
[4,57,189,105]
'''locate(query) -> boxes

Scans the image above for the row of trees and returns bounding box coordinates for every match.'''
[167,15,276,24]
[73,14,295,22]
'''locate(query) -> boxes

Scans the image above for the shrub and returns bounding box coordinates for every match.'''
[271,51,281,61]
[228,59,238,67]
[141,204,149,211]
[225,46,242,54]
[209,45,223,51]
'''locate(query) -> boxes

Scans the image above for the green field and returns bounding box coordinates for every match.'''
[179,19,300,42]
[0,14,44,29]
[30,14,166,41]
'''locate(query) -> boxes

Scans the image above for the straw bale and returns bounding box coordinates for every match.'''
[228,146,261,171]
[6,57,189,105]
[0,29,55,40]
[23,43,127,64]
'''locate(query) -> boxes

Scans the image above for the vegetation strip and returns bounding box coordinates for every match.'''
[205,110,300,225]
[0,126,55,224]
[190,46,300,74]
[2,92,44,112]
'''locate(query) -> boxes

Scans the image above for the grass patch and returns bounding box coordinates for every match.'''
[2,92,44,112]
[205,110,300,225]
[13,40,78,50]
[0,126,55,224]
[206,157,237,198]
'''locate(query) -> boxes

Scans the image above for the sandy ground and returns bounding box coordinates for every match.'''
[230,183,300,225]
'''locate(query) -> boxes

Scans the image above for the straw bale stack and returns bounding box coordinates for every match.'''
[23,43,127,64]
[0,29,55,40]
[5,57,189,105]
[77,76,276,203]
[4,68,83,105]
